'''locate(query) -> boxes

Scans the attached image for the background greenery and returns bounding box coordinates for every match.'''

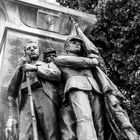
[57,0,140,133]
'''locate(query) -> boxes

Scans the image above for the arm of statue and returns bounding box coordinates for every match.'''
[72,21,107,71]
[36,62,61,82]
[71,20,107,72]
[55,55,99,68]
[8,55,30,98]
[87,53,107,73]
[8,66,23,98]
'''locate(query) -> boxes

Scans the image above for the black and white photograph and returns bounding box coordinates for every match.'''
[0,0,140,140]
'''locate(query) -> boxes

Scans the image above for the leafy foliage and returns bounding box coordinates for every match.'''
[91,0,140,98]
[57,0,98,12]
[57,0,140,132]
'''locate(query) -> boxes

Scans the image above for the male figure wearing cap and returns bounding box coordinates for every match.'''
[54,35,103,140]
[55,23,138,140]
[43,48,78,140]
[8,41,61,140]
[43,48,57,63]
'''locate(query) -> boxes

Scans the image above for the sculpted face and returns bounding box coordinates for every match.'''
[25,42,40,60]
[44,52,56,63]
[67,40,82,54]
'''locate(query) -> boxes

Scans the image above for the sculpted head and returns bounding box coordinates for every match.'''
[64,36,85,56]
[43,48,56,63]
[24,41,40,60]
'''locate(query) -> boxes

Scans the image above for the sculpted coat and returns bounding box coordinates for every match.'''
[55,54,138,140]
[8,60,61,140]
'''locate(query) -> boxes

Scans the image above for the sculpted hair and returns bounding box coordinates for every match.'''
[64,40,86,57]
[24,41,41,54]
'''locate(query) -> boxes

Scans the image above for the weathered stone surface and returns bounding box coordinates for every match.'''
[0,0,96,139]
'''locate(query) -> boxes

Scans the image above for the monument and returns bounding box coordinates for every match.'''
[0,0,97,139]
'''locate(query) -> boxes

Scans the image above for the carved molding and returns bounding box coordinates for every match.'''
[11,0,97,34]
[40,0,59,5]
[15,0,97,24]
[0,0,9,22]
[0,22,67,52]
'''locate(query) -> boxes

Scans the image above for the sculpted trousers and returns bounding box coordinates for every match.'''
[90,93,105,140]
[19,88,60,140]
[59,105,77,140]
[69,90,98,140]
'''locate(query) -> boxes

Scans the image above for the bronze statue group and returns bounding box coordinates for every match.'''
[7,22,139,140]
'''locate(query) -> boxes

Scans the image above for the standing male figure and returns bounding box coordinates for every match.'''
[43,48,77,140]
[55,23,138,140]
[8,41,61,140]
[55,36,103,140]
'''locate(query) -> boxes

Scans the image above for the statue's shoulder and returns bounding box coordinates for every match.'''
[36,61,47,66]
[36,61,57,67]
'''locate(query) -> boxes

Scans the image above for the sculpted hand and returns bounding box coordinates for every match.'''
[91,57,99,66]
[18,55,30,71]
[23,64,38,72]
[88,53,99,59]
[18,55,30,66]
[70,16,78,26]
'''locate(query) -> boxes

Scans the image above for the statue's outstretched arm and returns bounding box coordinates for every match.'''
[37,62,61,82]
[55,55,99,68]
